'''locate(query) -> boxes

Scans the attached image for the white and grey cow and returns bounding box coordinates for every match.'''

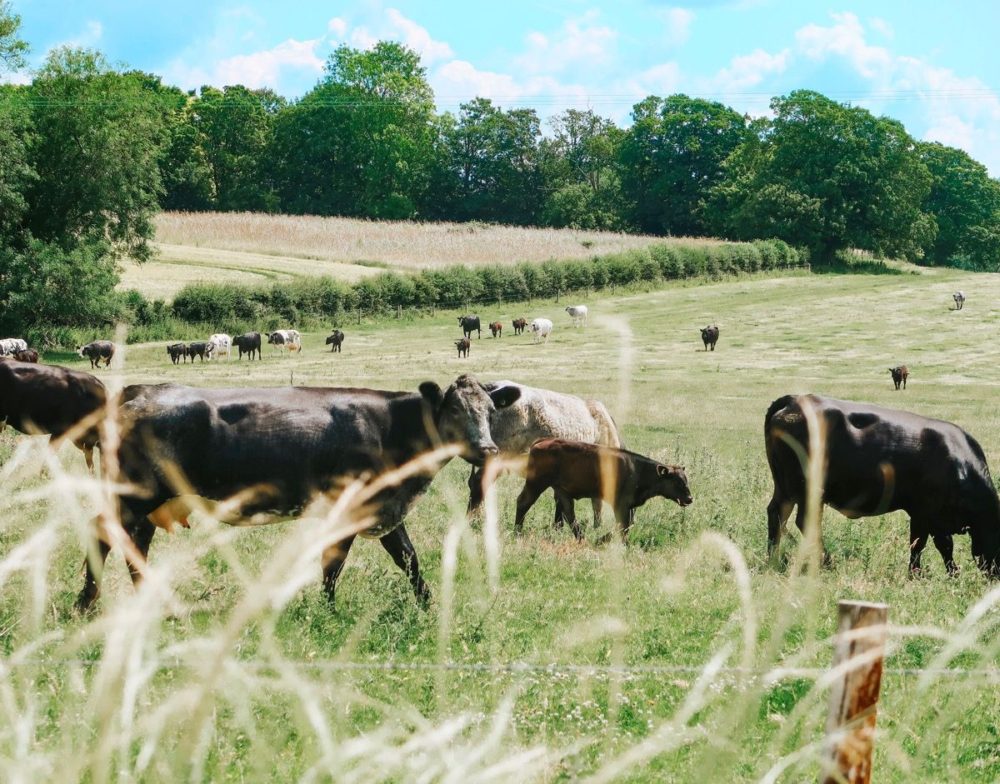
[207,333,232,360]
[268,329,302,353]
[468,380,622,529]
[530,318,553,343]
[0,338,29,356]
[953,291,966,310]
[565,304,588,327]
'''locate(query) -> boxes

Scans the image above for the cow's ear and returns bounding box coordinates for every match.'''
[490,385,521,409]
[419,381,444,409]
[656,464,668,477]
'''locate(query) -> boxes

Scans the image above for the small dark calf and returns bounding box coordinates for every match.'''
[514,438,692,540]
[232,332,261,360]
[700,325,719,351]
[77,341,115,369]
[167,343,188,364]
[489,321,503,338]
[12,349,38,363]
[889,365,908,390]
[512,318,527,335]
[455,337,471,358]
[326,329,345,352]
[187,341,209,362]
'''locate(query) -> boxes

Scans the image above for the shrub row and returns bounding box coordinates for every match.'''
[166,239,806,329]
[55,238,805,344]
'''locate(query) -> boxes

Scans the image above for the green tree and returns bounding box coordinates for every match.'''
[268,41,436,219]
[26,48,168,260]
[0,0,28,72]
[444,97,543,224]
[192,84,283,211]
[0,3,31,248]
[919,141,1000,268]
[540,109,626,230]
[619,94,750,236]
[709,90,935,263]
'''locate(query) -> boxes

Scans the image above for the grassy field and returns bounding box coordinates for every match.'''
[131,212,710,300]
[4,264,1000,781]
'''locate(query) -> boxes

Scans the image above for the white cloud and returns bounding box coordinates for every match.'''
[656,8,695,46]
[515,11,618,75]
[165,37,324,91]
[795,12,891,80]
[54,20,104,51]
[869,17,894,40]
[624,62,683,98]
[328,8,454,65]
[711,47,790,91]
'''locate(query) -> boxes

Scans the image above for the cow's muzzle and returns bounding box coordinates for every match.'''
[466,444,499,466]
[676,495,693,507]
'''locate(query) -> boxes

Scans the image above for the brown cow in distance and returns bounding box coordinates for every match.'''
[0,359,106,471]
[889,365,908,390]
[514,438,692,540]
[489,321,503,338]
[12,349,38,363]
[512,318,528,335]
[455,337,471,358]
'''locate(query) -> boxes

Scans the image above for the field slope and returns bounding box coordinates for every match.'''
[3,266,1000,782]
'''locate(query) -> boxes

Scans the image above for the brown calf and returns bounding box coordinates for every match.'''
[889,365,908,390]
[514,438,692,540]
[12,349,38,363]
[512,318,527,335]
[489,321,503,338]
[455,337,471,358]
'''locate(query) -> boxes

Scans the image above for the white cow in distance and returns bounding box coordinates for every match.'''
[0,338,28,356]
[268,329,302,353]
[207,333,231,360]
[953,291,966,310]
[565,304,588,326]
[530,318,553,343]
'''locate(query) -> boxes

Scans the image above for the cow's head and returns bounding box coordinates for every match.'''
[76,346,88,357]
[267,332,280,344]
[419,374,521,465]
[654,463,693,507]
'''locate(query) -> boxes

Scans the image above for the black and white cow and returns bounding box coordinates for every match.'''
[76,375,522,610]
[268,329,302,353]
[0,338,28,356]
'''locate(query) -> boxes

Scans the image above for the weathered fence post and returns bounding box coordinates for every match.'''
[356,308,361,325]
[821,600,889,784]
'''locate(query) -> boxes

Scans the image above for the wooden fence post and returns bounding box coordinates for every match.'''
[821,600,889,784]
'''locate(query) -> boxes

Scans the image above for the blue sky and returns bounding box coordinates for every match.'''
[9,0,1000,173]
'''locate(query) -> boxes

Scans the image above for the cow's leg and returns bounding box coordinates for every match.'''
[467,466,486,514]
[77,533,111,612]
[380,525,430,606]
[514,482,546,535]
[909,518,929,575]
[933,534,957,576]
[125,518,157,587]
[553,491,581,540]
[766,493,794,560]
[612,504,635,540]
[591,499,603,529]
[321,533,357,606]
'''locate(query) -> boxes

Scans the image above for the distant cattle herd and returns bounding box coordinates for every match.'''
[0,287,995,612]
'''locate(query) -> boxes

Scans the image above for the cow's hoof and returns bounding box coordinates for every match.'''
[595,532,613,546]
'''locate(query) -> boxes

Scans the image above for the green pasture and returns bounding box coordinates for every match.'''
[2,266,1000,782]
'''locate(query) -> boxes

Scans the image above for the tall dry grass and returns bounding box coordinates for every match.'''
[154,212,722,269]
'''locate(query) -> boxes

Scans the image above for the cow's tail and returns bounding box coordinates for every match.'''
[588,400,624,450]
[763,395,797,469]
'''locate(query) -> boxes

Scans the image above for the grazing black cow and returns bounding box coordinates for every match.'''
[0,359,106,471]
[489,321,502,338]
[512,318,527,336]
[765,394,1000,576]
[514,439,692,540]
[326,330,345,353]
[458,315,481,339]
[167,343,188,364]
[455,337,471,358]
[78,341,115,369]
[700,325,719,351]
[232,332,262,360]
[889,365,908,390]
[76,375,522,610]
[12,349,38,363]
[187,342,208,362]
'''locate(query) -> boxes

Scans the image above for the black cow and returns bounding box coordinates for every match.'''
[232,332,262,360]
[458,315,481,339]
[512,318,527,336]
[187,342,209,362]
[167,343,188,364]
[76,375,522,610]
[326,330,345,353]
[514,439,692,540]
[78,341,115,369]
[700,325,719,351]
[765,394,1000,576]
[889,365,908,390]
[0,359,106,471]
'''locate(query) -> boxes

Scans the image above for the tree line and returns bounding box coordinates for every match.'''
[0,3,998,338]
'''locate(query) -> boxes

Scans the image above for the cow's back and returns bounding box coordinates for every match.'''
[0,361,105,436]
